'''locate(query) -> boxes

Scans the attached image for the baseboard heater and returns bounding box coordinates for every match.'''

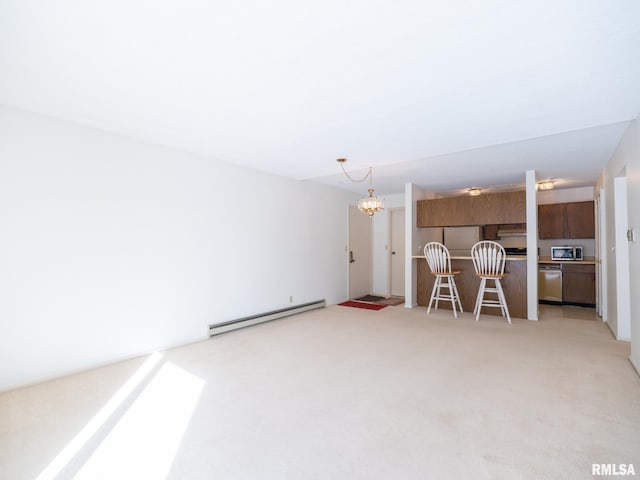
[208,299,326,337]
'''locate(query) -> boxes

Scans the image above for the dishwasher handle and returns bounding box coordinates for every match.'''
[539,265,562,271]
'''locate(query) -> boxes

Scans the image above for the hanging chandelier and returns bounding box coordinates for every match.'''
[337,158,384,216]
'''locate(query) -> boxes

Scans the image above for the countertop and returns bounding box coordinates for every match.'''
[413,255,596,264]
[416,253,529,318]
[412,255,527,261]
[538,256,596,265]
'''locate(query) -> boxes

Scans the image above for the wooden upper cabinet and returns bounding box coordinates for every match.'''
[482,191,526,224]
[417,197,456,226]
[417,198,443,226]
[445,195,473,223]
[417,190,525,227]
[565,201,595,238]
[538,204,565,239]
[416,200,428,227]
[538,201,595,239]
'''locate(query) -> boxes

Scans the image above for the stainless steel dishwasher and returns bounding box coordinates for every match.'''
[539,264,562,302]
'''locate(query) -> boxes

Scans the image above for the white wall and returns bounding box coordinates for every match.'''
[371,194,404,296]
[600,115,640,370]
[404,184,434,307]
[0,105,357,391]
[537,186,594,205]
[526,170,538,320]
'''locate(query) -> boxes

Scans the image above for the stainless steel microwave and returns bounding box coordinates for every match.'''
[551,246,583,261]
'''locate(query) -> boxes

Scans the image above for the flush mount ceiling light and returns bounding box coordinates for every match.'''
[467,187,482,196]
[337,158,384,216]
[537,180,555,190]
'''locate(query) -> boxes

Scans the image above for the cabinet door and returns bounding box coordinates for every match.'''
[417,200,437,227]
[418,197,474,226]
[562,264,595,305]
[445,196,473,225]
[417,198,450,227]
[565,201,595,238]
[489,191,526,224]
[417,200,430,227]
[483,224,499,240]
[418,190,526,227]
[475,193,497,224]
[538,204,565,239]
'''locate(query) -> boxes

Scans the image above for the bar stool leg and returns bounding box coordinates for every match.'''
[427,277,439,314]
[494,280,507,318]
[474,277,486,321]
[495,279,511,324]
[451,277,463,313]
[447,276,458,318]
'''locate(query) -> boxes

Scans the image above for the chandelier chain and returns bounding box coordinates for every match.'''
[337,158,383,216]
[338,163,373,185]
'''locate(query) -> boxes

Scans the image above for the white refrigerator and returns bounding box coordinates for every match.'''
[443,226,482,256]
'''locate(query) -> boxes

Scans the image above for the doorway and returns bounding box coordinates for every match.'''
[348,206,372,299]
[389,208,405,297]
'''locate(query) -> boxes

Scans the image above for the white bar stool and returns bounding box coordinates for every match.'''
[423,242,463,318]
[471,241,511,324]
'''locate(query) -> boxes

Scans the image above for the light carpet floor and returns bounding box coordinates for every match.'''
[1,305,639,479]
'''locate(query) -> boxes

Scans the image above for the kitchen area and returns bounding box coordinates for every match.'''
[413,188,597,320]
[415,225,529,319]
[537,200,596,308]
[414,190,529,318]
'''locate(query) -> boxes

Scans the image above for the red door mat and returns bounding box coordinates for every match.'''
[338,300,387,311]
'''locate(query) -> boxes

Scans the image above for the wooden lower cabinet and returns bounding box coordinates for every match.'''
[417,258,528,319]
[562,264,596,306]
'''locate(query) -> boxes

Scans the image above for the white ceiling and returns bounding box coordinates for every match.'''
[1,1,639,195]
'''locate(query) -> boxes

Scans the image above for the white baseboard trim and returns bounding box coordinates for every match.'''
[209,300,325,337]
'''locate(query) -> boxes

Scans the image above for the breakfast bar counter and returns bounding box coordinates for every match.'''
[414,255,528,319]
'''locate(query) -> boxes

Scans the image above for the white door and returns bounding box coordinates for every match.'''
[349,206,372,299]
[597,188,607,321]
[595,193,603,318]
[390,208,405,297]
[614,175,631,339]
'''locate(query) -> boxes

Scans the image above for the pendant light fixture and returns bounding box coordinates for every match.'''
[337,158,384,216]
